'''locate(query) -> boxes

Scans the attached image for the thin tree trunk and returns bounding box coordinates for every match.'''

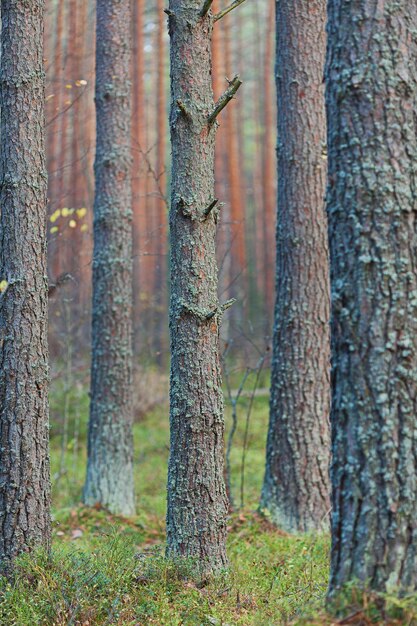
[212,3,231,341]
[0,0,51,571]
[83,0,135,516]
[132,0,147,351]
[262,0,276,324]
[166,0,230,573]
[326,0,417,595]
[47,0,65,281]
[154,0,167,364]
[224,14,246,311]
[261,0,331,533]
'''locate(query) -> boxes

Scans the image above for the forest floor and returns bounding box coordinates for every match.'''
[0,376,415,625]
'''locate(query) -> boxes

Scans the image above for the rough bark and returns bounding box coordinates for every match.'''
[0,0,51,571]
[326,0,417,594]
[83,0,135,516]
[261,0,331,533]
[166,0,229,572]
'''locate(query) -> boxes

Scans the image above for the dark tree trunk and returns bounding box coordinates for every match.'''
[166,0,230,573]
[0,0,51,570]
[261,0,331,533]
[83,0,135,516]
[326,0,417,595]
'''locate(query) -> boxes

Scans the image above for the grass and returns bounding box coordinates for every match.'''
[2,376,416,625]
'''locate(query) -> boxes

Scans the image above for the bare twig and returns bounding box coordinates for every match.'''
[204,198,219,218]
[133,140,169,209]
[214,0,247,22]
[240,354,266,508]
[205,298,236,320]
[224,358,251,510]
[200,0,214,17]
[176,99,190,117]
[46,87,87,128]
[208,75,242,125]
[48,272,74,297]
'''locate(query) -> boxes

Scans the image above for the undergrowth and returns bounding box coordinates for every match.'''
[1,381,416,624]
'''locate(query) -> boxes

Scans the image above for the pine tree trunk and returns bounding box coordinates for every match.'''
[326,0,417,594]
[166,0,229,573]
[261,0,331,533]
[154,0,168,364]
[83,0,135,516]
[0,0,51,571]
[132,0,147,351]
[223,15,246,321]
[262,0,276,323]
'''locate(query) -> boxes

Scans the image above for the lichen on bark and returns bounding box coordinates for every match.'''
[261,0,331,533]
[0,0,51,572]
[83,0,135,516]
[166,0,229,573]
[326,0,417,595]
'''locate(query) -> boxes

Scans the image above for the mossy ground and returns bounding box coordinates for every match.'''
[1,379,416,625]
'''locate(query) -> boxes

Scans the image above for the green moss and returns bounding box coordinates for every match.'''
[2,383,417,622]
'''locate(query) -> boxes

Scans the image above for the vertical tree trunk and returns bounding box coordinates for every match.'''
[47,0,65,281]
[0,0,51,570]
[326,0,417,594]
[262,0,276,323]
[224,15,246,310]
[261,0,331,533]
[166,0,230,572]
[154,0,168,363]
[83,0,135,516]
[131,0,147,351]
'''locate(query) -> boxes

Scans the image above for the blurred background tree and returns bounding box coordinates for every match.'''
[45,0,276,372]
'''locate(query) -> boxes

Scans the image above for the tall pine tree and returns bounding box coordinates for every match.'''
[83,0,135,516]
[166,0,243,572]
[0,0,51,571]
[327,0,417,594]
[261,0,331,532]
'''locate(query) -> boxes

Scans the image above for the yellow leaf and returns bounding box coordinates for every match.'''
[76,208,87,218]
[69,220,77,228]
[0,280,8,293]
[50,209,61,223]
[80,224,88,233]
[61,207,74,217]
[65,84,72,89]
[50,226,59,234]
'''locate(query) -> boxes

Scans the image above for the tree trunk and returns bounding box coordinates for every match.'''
[131,0,147,351]
[83,0,135,516]
[326,0,417,595]
[0,0,51,571]
[166,0,229,573]
[262,0,276,324]
[154,0,168,364]
[223,14,246,320]
[261,0,331,533]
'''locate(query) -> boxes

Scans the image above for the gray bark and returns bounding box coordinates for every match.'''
[83,0,135,516]
[0,0,51,571]
[326,0,417,594]
[166,1,229,573]
[261,0,331,533]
